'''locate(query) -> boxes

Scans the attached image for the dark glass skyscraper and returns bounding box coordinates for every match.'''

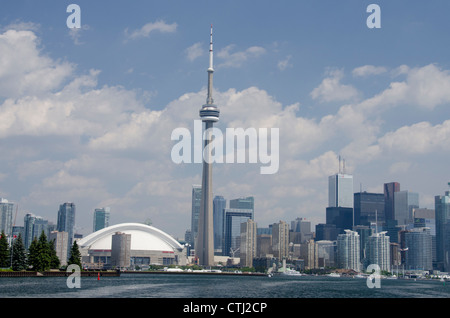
[384,182,400,222]
[354,192,385,227]
[57,202,76,256]
[213,195,226,252]
[435,188,450,271]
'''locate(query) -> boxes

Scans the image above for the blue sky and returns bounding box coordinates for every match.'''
[1,1,450,238]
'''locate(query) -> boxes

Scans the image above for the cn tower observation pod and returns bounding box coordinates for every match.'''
[78,223,187,269]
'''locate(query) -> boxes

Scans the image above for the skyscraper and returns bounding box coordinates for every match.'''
[213,195,226,252]
[384,182,400,222]
[354,192,385,227]
[240,219,257,267]
[57,202,76,255]
[435,186,450,271]
[366,231,391,272]
[337,229,360,272]
[394,190,419,226]
[190,185,201,248]
[24,213,49,250]
[223,208,253,257]
[404,227,432,271]
[328,173,353,208]
[196,26,220,266]
[271,220,289,260]
[93,207,110,232]
[0,198,14,240]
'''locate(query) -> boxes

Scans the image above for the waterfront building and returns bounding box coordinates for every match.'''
[435,187,450,271]
[315,223,339,241]
[49,231,69,266]
[190,185,201,249]
[271,220,289,260]
[353,225,373,268]
[394,190,419,226]
[111,232,132,269]
[366,231,390,272]
[0,198,14,241]
[213,195,226,253]
[24,213,49,250]
[337,230,360,272]
[240,219,257,267]
[93,207,110,232]
[78,223,187,269]
[316,240,337,268]
[404,227,432,271]
[384,182,400,223]
[256,234,272,258]
[57,202,76,255]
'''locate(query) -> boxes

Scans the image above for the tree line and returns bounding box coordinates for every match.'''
[0,230,81,271]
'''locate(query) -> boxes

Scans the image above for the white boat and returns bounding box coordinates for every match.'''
[281,269,303,276]
[327,273,340,277]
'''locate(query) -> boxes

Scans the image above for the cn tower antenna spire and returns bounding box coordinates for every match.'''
[208,24,214,72]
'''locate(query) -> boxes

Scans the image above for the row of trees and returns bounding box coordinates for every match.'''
[0,230,81,271]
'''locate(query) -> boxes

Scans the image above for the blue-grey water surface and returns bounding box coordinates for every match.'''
[1,273,449,298]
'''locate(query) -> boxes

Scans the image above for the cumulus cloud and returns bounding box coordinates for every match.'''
[185,42,204,61]
[216,44,266,68]
[310,69,360,103]
[352,65,387,77]
[124,20,177,40]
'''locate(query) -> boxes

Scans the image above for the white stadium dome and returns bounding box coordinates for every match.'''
[78,223,187,268]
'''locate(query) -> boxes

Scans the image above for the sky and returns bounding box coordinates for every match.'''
[1,0,450,239]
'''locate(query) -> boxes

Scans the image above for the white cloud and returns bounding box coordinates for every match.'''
[352,65,387,77]
[185,42,203,61]
[277,55,292,71]
[310,69,360,103]
[124,20,177,40]
[0,29,73,98]
[216,44,266,68]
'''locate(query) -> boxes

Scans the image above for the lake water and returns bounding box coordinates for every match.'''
[1,273,449,298]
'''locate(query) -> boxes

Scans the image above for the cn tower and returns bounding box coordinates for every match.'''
[196,25,219,267]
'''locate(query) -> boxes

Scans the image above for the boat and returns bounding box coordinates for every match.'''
[281,269,303,276]
[327,273,340,278]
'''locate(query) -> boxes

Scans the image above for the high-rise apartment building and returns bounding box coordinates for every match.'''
[366,231,391,272]
[435,188,450,271]
[337,229,360,272]
[24,213,49,250]
[329,174,353,208]
[404,227,432,271]
[49,231,69,266]
[271,221,289,260]
[57,202,76,254]
[0,198,14,240]
[93,207,110,232]
[240,219,257,267]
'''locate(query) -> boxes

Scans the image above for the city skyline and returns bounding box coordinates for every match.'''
[1,1,450,239]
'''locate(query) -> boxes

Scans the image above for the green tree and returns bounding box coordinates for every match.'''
[48,239,61,269]
[68,241,81,268]
[28,231,51,271]
[11,233,27,271]
[0,231,10,268]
